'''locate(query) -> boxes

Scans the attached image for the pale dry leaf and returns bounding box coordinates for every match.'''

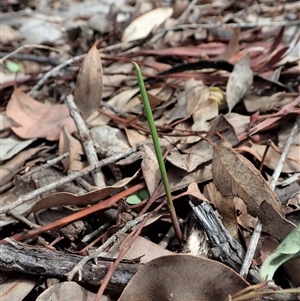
[122,7,173,42]
[217,27,240,61]
[243,92,292,113]
[226,54,253,112]
[190,86,219,141]
[35,281,108,301]
[6,88,76,141]
[237,143,300,173]
[74,43,103,120]
[233,197,258,230]
[90,125,130,157]
[0,71,30,85]
[0,275,36,301]
[225,112,250,137]
[123,127,148,147]
[0,135,36,161]
[107,235,172,264]
[186,182,209,202]
[58,126,84,172]
[141,144,161,195]
[19,19,63,44]
[185,114,239,172]
[0,112,21,131]
[156,164,213,197]
[0,24,22,44]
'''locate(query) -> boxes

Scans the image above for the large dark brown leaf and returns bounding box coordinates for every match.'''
[212,141,296,241]
[118,254,249,301]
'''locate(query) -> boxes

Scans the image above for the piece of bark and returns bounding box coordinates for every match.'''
[0,243,139,292]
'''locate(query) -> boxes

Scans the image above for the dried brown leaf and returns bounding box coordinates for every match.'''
[0,112,21,131]
[121,7,173,42]
[74,42,103,120]
[0,274,36,301]
[205,182,239,240]
[226,54,253,112]
[217,27,240,61]
[212,141,296,240]
[6,88,76,141]
[118,254,249,301]
[58,126,84,172]
[36,282,106,301]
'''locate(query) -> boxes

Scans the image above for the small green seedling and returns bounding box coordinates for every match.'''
[133,62,183,242]
[126,188,150,205]
[126,194,142,205]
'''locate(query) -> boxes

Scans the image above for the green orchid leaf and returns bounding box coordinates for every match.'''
[260,224,300,281]
[138,188,149,200]
[6,60,24,73]
[126,194,142,205]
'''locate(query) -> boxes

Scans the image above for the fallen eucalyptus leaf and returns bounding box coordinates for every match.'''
[118,254,249,301]
[226,54,253,112]
[74,42,103,120]
[212,141,296,241]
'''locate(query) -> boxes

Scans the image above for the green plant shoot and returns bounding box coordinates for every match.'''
[133,62,183,242]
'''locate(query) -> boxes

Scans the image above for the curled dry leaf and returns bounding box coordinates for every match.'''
[226,54,253,112]
[74,42,103,120]
[122,7,173,42]
[6,88,76,141]
[58,125,84,172]
[118,254,249,301]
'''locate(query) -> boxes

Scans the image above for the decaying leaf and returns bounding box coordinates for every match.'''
[74,42,103,120]
[226,54,253,112]
[118,254,249,301]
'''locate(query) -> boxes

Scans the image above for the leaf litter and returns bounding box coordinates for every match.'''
[0,1,300,301]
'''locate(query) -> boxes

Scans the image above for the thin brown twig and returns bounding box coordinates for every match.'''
[66,95,106,188]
